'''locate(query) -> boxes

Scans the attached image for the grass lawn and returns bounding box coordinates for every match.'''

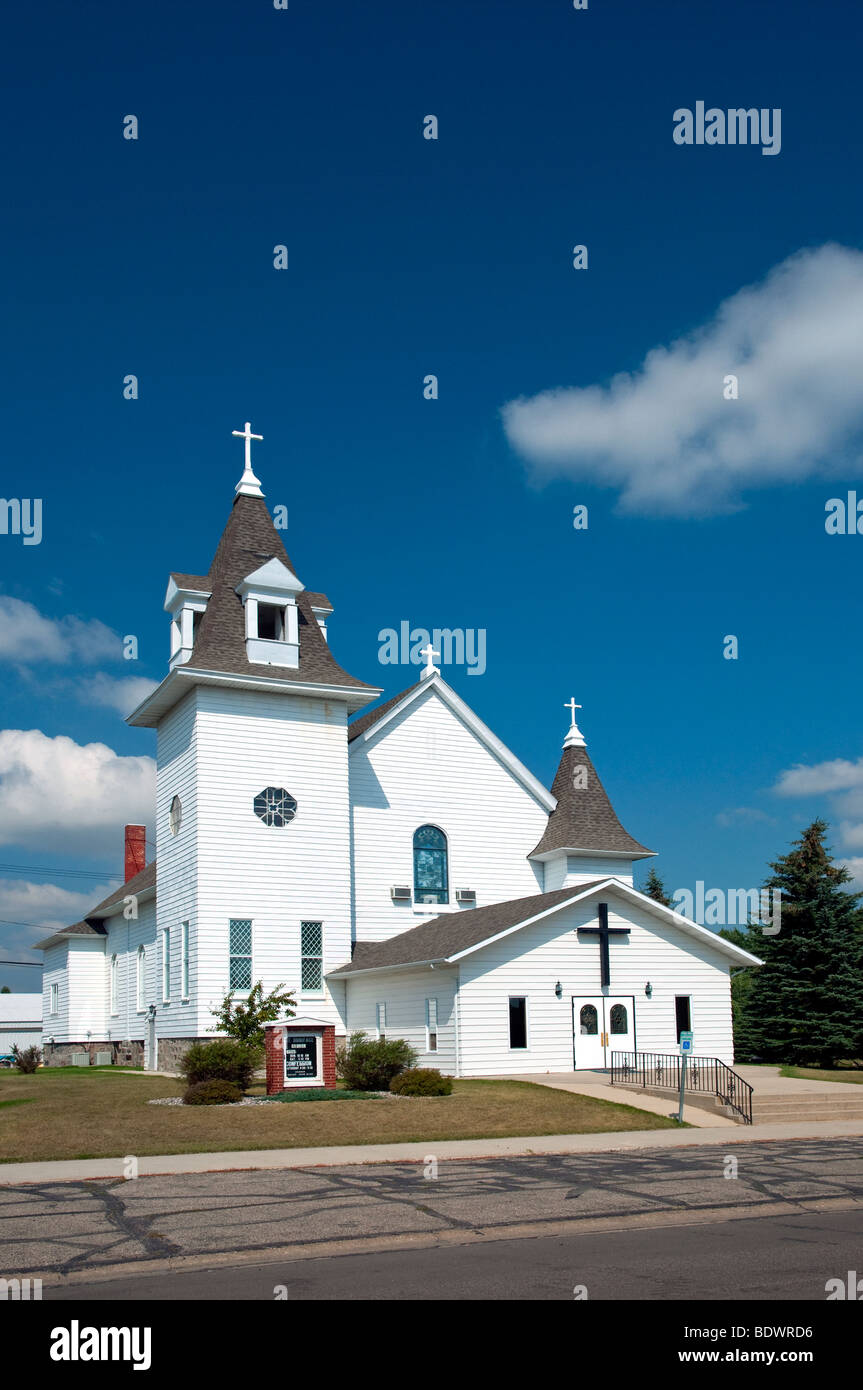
[780,1065,863,1085]
[0,1070,678,1164]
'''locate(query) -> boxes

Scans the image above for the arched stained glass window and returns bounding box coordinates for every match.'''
[579,1004,598,1035]
[609,1003,628,1034]
[413,825,448,904]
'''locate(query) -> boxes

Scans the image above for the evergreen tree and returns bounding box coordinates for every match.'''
[732,820,863,1067]
[642,867,673,907]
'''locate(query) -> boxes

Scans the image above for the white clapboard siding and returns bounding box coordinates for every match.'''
[65,938,108,1041]
[543,854,636,890]
[456,891,735,1075]
[350,684,549,942]
[344,967,458,1075]
[103,900,157,1042]
[155,688,201,1038]
[190,685,353,1033]
[42,942,69,1041]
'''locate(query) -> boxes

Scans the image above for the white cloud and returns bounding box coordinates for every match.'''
[502,244,863,516]
[0,877,121,961]
[0,730,154,854]
[0,596,119,665]
[839,857,863,889]
[772,753,863,883]
[85,674,159,716]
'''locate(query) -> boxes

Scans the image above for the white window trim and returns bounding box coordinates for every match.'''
[181,921,190,1001]
[229,918,253,995]
[110,954,119,1016]
[300,920,324,996]
[49,982,59,1016]
[425,997,438,1053]
[136,944,145,1013]
[376,1002,386,1041]
[161,927,170,1003]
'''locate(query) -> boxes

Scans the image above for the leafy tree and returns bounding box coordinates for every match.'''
[209,980,296,1050]
[642,867,673,907]
[0,985,11,994]
[731,821,863,1067]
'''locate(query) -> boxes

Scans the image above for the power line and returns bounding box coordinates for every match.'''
[0,959,42,966]
[0,861,121,883]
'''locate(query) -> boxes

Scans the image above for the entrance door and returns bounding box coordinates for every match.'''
[573,997,606,1068]
[572,995,635,1068]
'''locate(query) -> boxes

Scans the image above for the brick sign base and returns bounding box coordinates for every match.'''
[265,1021,337,1094]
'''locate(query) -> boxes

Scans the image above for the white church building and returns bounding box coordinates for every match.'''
[38,429,759,1072]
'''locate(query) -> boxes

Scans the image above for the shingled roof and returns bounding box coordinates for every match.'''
[183,493,377,694]
[328,882,607,974]
[35,860,157,950]
[347,681,416,742]
[530,741,653,859]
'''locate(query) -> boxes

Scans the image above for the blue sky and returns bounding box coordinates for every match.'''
[2,0,863,987]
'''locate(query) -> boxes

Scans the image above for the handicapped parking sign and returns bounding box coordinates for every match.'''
[679,1031,694,1054]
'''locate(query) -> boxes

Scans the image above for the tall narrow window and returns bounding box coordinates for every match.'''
[110,954,119,1015]
[376,1002,386,1041]
[413,825,448,904]
[675,995,691,1042]
[181,922,190,1000]
[509,997,527,1049]
[426,997,438,1053]
[229,919,252,991]
[301,921,323,994]
[49,982,58,1015]
[136,945,145,1012]
[161,927,170,1002]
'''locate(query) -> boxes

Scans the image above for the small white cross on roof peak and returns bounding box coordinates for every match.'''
[232,421,265,498]
[420,643,440,680]
[563,697,586,748]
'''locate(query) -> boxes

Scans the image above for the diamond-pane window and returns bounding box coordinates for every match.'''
[253,787,297,827]
[301,920,323,994]
[229,918,252,991]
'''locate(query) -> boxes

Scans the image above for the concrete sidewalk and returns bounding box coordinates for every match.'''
[3,1116,863,1186]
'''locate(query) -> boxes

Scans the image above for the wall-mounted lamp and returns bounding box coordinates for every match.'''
[644,982,653,999]
[555,981,563,999]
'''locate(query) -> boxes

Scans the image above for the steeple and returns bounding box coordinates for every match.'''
[530,702,654,884]
[127,425,381,727]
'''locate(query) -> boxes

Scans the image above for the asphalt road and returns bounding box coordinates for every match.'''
[43,1207,863,1300]
[2,1137,861,1300]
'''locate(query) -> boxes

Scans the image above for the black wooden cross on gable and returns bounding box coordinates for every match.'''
[577,902,630,988]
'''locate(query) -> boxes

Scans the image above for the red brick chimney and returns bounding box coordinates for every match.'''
[124,825,147,882]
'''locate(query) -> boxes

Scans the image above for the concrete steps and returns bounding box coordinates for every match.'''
[753,1094,863,1124]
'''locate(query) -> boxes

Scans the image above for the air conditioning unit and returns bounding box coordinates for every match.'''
[390,886,412,902]
[456,889,477,904]
[71,1052,90,1067]
[95,1051,112,1067]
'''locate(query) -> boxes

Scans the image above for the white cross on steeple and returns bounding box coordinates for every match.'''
[563,697,585,749]
[420,643,440,680]
[232,421,265,498]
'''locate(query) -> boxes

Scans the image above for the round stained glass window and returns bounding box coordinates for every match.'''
[169,796,182,836]
[254,787,297,827]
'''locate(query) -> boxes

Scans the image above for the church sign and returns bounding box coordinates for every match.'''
[264,1018,337,1093]
[284,1032,319,1081]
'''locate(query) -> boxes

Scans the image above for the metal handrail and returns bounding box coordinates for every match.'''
[610,1050,753,1124]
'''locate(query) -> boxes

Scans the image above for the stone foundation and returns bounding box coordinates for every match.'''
[156,1036,210,1072]
[43,1040,144,1068]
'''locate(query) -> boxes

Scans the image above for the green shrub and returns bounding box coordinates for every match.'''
[182,1079,243,1106]
[12,1045,41,1074]
[335,1031,417,1091]
[180,1039,259,1092]
[390,1068,453,1097]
